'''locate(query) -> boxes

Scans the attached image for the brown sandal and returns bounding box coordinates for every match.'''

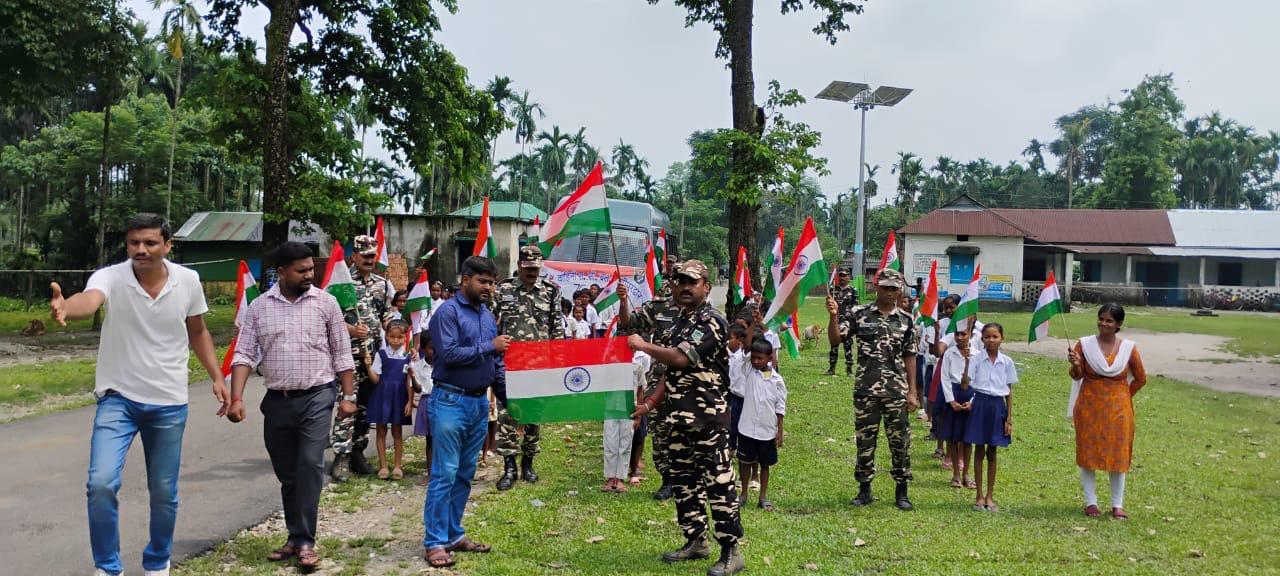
[447,536,492,553]
[425,547,456,567]
[296,545,320,571]
[266,543,297,562]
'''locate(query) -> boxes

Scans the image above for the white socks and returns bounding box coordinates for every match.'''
[1079,467,1126,508]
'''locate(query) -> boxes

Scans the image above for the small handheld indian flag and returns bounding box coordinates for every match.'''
[473,196,497,258]
[914,259,939,326]
[418,247,437,261]
[504,337,636,423]
[530,215,541,240]
[219,260,260,381]
[1029,271,1064,343]
[539,161,611,254]
[779,312,801,359]
[731,246,752,305]
[764,227,784,301]
[645,239,661,297]
[404,269,433,343]
[875,230,901,282]
[656,228,668,264]
[593,270,621,315]
[947,264,982,335]
[373,216,389,271]
[763,217,828,328]
[321,240,358,310]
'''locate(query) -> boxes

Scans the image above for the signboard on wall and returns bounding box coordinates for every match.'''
[979,274,1014,300]
[912,254,951,285]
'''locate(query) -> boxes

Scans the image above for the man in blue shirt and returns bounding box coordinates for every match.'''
[422,256,510,569]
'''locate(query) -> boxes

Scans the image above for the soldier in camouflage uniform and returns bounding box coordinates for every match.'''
[491,245,563,490]
[634,272,677,500]
[329,235,393,482]
[828,267,919,511]
[622,260,744,576]
[825,267,858,376]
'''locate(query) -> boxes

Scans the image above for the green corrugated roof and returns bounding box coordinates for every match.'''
[448,201,547,222]
[174,212,262,242]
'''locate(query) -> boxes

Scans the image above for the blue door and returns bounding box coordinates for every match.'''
[949,254,974,289]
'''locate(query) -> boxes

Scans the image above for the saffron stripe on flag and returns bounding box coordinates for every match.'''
[504,336,634,371]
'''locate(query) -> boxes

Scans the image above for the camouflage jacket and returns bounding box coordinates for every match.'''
[831,283,859,327]
[349,266,392,358]
[850,304,918,398]
[631,296,678,394]
[493,276,564,341]
[635,300,730,429]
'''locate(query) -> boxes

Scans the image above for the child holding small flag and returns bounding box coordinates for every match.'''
[410,331,435,484]
[937,326,976,489]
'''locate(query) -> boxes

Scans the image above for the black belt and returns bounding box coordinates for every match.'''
[434,382,487,397]
[266,383,334,398]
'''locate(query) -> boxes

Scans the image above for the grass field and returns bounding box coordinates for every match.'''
[982,306,1280,358]
[174,299,1279,576]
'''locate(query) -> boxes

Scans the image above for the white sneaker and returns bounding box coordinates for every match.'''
[94,570,121,576]
[143,563,170,576]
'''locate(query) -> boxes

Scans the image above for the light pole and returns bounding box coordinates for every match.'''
[817,81,912,294]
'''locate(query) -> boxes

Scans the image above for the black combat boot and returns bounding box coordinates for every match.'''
[850,481,874,507]
[653,484,675,501]
[520,455,539,483]
[706,543,745,576]
[895,482,914,511]
[661,538,710,563]
[496,456,518,491]
[328,454,350,483]
[845,365,853,376]
[349,449,373,476]
[823,366,836,376]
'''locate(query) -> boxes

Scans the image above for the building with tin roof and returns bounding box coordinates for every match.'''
[899,195,1280,308]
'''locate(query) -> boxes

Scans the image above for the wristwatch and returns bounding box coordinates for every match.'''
[341,393,357,402]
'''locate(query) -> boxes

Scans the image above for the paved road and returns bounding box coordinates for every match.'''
[1,377,302,575]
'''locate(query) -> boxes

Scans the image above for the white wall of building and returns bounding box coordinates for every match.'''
[902,234,1025,301]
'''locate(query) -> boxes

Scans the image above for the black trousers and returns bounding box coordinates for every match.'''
[261,384,336,547]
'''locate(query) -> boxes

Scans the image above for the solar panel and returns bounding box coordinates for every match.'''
[815,81,869,103]
[870,86,913,107]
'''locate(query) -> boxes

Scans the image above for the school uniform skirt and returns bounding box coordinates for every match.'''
[963,392,1011,448]
[934,384,974,442]
[413,393,431,437]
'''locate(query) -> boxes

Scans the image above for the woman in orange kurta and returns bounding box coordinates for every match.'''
[1068,303,1147,520]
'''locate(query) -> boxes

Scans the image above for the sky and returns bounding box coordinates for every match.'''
[129,0,1280,206]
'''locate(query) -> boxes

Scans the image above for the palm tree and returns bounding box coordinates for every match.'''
[483,76,516,199]
[892,152,924,218]
[152,0,202,221]
[510,90,544,208]
[536,126,571,210]
[568,127,594,180]
[1022,139,1046,174]
[1058,119,1090,208]
[611,140,636,195]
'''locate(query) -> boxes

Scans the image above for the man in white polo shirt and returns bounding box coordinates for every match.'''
[49,213,223,576]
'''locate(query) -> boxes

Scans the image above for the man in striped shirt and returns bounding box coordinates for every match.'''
[228,241,356,571]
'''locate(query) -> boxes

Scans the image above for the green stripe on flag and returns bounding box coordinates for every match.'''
[506,390,635,424]
[594,292,619,314]
[538,208,611,254]
[327,284,357,310]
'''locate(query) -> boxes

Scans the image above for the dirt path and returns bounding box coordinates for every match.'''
[0,338,98,368]
[1006,330,1280,397]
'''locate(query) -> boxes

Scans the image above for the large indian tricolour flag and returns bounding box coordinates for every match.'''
[538,161,611,254]
[762,217,828,329]
[505,336,636,423]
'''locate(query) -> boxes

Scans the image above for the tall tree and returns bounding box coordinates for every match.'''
[653,0,865,316]
[1096,73,1183,209]
[1059,119,1089,208]
[483,76,516,201]
[152,0,201,221]
[208,0,503,254]
[568,127,595,181]
[536,125,571,209]
[508,89,544,208]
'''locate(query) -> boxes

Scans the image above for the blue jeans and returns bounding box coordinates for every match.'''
[87,392,188,574]
[422,386,488,550]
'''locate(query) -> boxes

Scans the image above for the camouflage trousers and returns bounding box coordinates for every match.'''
[495,405,540,458]
[648,413,672,481]
[667,424,743,547]
[829,330,853,371]
[331,374,373,455]
[854,395,913,483]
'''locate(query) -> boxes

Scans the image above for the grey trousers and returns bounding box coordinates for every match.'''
[261,384,336,547]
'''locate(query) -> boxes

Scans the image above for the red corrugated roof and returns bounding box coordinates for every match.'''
[899,210,1027,237]
[900,208,1175,246]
